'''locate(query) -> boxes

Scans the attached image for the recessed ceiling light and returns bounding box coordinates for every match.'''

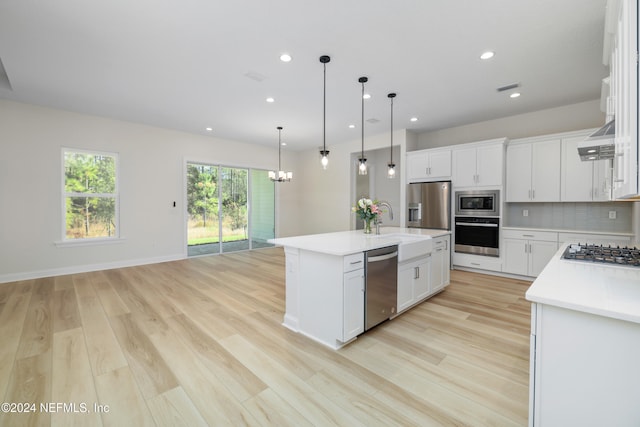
[480,51,495,60]
[510,92,521,98]
[410,117,418,122]
[363,93,371,99]
[349,124,355,129]
[280,53,292,62]
[205,127,213,131]
[281,142,287,146]
[266,97,275,103]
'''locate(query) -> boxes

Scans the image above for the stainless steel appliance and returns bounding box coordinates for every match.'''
[455,190,499,216]
[454,189,500,257]
[561,243,640,266]
[364,245,398,331]
[454,216,500,257]
[407,181,451,230]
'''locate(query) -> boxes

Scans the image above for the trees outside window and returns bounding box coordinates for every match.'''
[63,149,118,240]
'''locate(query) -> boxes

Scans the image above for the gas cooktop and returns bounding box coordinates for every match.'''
[561,243,640,267]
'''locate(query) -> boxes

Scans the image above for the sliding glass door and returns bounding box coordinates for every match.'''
[187,162,273,256]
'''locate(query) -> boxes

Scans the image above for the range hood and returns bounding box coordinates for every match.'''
[577,120,615,161]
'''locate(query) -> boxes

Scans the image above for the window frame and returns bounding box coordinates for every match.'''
[60,147,120,244]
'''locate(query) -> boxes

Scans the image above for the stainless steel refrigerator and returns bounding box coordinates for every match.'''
[407,181,451,230]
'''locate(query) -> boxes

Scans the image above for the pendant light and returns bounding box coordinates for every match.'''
[358,76,368,175]
[387,93,396,179]
[269,126,292,182]
[319,55,330,169]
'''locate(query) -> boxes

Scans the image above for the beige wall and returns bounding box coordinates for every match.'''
[0,99,288,281]
[417,99,605,148]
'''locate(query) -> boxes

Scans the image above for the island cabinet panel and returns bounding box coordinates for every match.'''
[397,256,431,313]
[530,303,640,426]
[285,249,365,349]
[343,269,364,341]
[431,235,450,293]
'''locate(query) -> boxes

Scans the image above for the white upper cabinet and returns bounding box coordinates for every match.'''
[452,141,505,188]
[561,135,612,201]
[406,148,452,182]
[506,139,561,202]
[610,0,639,198]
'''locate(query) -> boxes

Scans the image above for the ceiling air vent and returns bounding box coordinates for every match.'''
[496,83,520,92]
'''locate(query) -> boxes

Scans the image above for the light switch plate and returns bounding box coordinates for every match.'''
[523,209,529,217]
[609,211,617,219]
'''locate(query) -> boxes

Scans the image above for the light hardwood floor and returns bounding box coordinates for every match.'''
[0,248,533,426]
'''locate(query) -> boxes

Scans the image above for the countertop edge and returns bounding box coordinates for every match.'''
[525,243,640,324]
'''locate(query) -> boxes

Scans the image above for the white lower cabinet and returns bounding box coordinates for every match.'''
[529,303,640,425]
[503,230,558,277]
[397,256,431,313]
[397,235,451,314]
[431,235,450,293]
[342,268,365,341]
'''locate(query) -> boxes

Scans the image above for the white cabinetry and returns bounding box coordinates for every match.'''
[529,303,640,426]
[397,256,431,313]
[609,0,639,199]
[561,135,612,201]
[431,235,450,293]
[407,148,452,182]
[342,268,365,341]
[503,230,558,277]
[452,141,505,188]
[397,234,451,314]
[506,139,561,202]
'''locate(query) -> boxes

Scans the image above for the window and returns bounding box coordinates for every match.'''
[63,149,118,240]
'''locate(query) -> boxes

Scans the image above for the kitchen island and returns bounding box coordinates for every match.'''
[270,227,450,349]
[525,243,640,426]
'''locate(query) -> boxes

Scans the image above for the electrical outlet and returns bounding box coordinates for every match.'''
[609,210,617,219]
[523,209,529,217]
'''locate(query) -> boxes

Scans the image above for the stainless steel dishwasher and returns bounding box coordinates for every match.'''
[364,245,398,331]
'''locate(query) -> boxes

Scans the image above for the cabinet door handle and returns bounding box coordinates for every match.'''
[522,234,535,237]
[532,189,535,199]
[350,260,362,265]
[471,262,481,266]
[528,189,531,199]
[414,266,420,279]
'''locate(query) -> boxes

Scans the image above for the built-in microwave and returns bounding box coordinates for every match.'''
[455,190,500,217]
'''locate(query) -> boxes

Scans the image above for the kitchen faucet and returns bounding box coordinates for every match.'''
[375,201,394,234]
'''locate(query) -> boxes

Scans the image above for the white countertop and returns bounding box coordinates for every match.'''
[526,243,640,324]
[269,227,450,256]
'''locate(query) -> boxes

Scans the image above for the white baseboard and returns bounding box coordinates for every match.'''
[0,253,186,284]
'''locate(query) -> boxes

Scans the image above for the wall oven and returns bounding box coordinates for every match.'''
[454,190,500,257]
[454,216,500,257]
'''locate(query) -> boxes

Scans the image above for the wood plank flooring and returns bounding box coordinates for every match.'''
[0,248,533,426]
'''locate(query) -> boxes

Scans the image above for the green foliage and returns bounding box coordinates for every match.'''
[64,152,117,238]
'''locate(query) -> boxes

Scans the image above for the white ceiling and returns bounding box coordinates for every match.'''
[0,0,608,151]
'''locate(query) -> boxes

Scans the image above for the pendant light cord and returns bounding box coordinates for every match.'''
[390,96,393,164]
[323,62,326,153]
[361,80,365,160]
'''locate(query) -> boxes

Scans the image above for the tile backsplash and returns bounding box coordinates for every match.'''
[504,202,633,233]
